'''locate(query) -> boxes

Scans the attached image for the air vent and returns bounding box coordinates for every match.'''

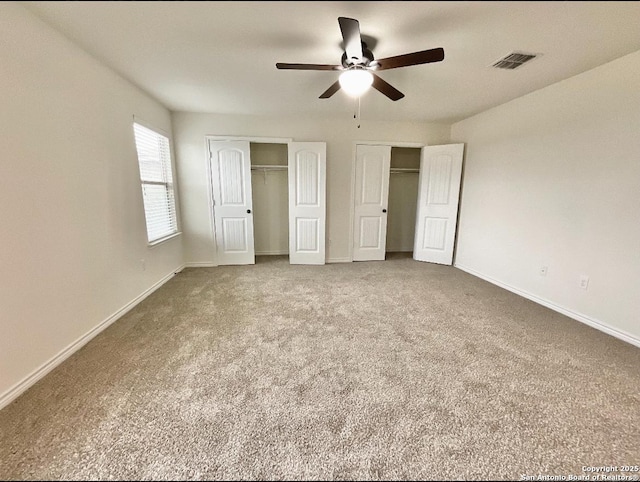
[491,51,538,70]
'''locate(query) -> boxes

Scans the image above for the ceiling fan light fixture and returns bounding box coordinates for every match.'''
[338,68,373,97]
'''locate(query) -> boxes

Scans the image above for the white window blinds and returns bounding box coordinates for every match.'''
[133,122,178,243]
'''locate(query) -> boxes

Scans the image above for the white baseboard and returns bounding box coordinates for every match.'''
[255,250,288,256]
[183,262,217,268]
[455,263,640,349]
[327,257,352,264]
[0,266,182,411]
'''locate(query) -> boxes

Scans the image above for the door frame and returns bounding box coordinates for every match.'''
[349,140,425,261]
[205,136,292,266]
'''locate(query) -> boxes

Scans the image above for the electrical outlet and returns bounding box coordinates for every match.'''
[539,266,548,276]
[579,275,589,290]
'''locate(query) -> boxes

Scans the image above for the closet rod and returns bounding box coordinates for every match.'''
[251,164,288,170]
[390,168,419,174]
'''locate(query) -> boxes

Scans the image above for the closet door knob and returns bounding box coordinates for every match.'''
[247,209,252,214]
[382,209,387,213]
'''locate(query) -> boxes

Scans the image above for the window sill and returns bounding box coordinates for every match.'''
[147,231,182,248]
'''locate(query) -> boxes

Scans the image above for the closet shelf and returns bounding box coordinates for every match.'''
[390,167,419,173]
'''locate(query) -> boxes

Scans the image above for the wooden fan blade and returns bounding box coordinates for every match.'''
[319,80,341,99]
[338,17,363,63]
[371,73,404,101]
[276,63,342,70]
[376,47,444,71]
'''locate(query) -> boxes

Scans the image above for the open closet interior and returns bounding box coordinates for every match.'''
[209,137,326,266]
[352,142,464,265]
[250,142,289,257]
[386,147,421,256]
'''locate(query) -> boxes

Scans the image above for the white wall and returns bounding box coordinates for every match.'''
[172,113,450,264]
[452,50,640,345]
[0,3,184,407]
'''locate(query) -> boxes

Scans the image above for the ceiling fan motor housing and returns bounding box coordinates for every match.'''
[341,43,375,68]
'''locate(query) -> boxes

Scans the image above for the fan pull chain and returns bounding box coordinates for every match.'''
[353,96,362,128]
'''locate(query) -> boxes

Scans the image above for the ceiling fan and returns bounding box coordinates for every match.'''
[276,17,445,101]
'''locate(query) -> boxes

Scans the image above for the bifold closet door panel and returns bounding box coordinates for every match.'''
[352,144,391,261]
[209,140,255,265]
[413,143,464,265]
[287,142,326,265]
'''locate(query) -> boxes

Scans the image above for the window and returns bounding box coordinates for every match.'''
[133,122,178,244]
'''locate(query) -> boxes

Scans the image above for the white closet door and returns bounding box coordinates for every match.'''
[352,144,391,261]
[413,143,464,265]
[209,141,255,265]
[288,142,326,265]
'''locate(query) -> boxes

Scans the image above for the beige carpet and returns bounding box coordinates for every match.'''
[1,255,639,481]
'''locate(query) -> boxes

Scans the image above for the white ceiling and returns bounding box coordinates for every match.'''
[22,1,640,123]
